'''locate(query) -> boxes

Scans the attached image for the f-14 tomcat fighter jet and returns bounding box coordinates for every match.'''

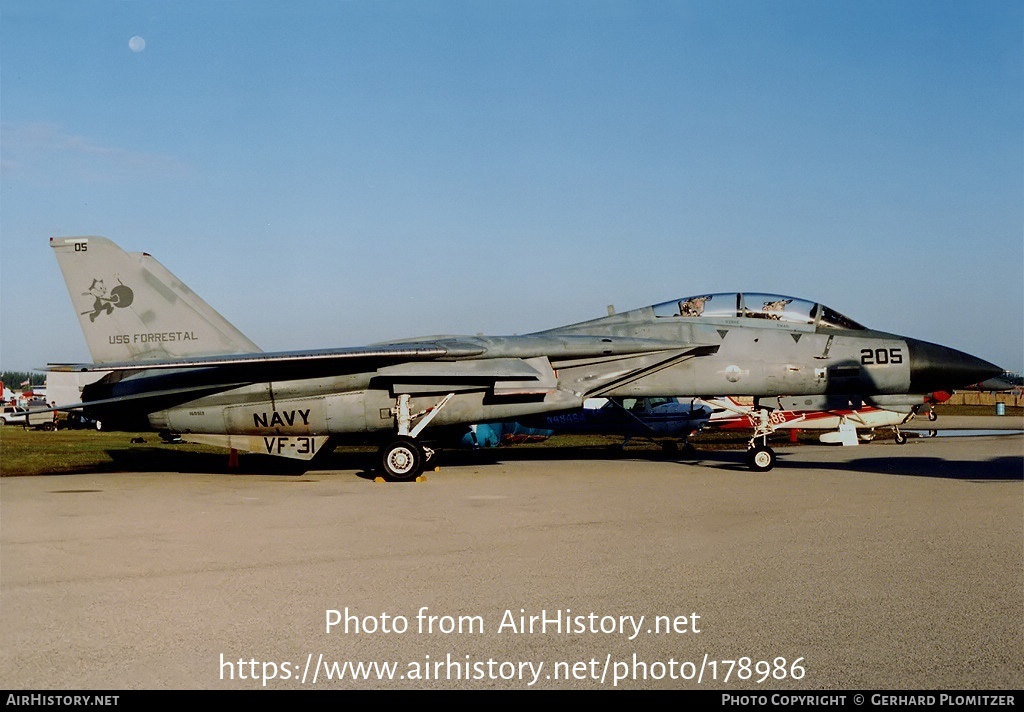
[49,237,1001,478]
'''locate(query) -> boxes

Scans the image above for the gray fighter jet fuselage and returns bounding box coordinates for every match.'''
[49,238,1001,477]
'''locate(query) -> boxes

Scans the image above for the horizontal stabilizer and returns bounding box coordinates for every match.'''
[43,382,248,412]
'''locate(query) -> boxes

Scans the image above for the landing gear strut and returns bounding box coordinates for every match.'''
[745,406,777,472]
[377,393,453,481]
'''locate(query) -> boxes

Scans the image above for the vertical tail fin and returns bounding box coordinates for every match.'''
[51,236,261,364]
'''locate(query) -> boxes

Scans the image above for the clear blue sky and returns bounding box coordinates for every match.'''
[2,0,1021,373]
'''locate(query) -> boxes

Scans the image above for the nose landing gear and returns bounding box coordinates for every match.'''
[746,441,777,472]
[745,406,777,472]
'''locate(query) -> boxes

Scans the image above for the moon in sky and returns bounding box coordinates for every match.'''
[128,36,146,52]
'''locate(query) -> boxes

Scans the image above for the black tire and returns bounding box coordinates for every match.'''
[894,431,907,444]
[378,436,425,481]
[927,411,938,422]
[746,444,776,472]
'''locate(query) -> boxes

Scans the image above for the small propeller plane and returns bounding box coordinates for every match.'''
[700,394,946,445]
[48,236,1002,478]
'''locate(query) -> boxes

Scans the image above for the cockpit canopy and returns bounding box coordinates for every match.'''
[653,292,865,330]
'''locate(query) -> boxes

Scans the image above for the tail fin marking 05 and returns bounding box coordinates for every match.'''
[51,236,261,364]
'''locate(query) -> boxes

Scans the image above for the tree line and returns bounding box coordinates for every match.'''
[0,371,46,389]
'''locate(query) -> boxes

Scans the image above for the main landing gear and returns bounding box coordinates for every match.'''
[379,436,429,481]
[377,393,454,481]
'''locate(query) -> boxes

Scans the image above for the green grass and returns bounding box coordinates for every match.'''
[0,427,219,477]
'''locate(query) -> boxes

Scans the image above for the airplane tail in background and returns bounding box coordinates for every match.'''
[51,236,262,364]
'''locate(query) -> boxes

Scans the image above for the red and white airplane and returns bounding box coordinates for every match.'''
[700,393,949,445]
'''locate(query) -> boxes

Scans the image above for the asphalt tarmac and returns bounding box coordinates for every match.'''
[2,432,1021,690]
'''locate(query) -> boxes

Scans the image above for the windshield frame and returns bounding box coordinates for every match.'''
[653,292,865,330]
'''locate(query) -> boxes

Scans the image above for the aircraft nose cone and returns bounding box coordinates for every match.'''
[907,339,1003,393]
